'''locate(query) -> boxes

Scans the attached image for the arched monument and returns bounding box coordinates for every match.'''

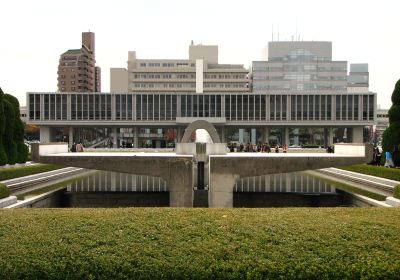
[180,120,221,143]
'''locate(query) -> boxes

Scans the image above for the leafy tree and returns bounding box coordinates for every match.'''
[3,99,17,164]
[382,79,400,153]
[0,88,7,165]
[4,94,28,163]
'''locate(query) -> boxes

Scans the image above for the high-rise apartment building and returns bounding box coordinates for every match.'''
[57,32,101,92]
[252,41,347,93]
[110,42,249,93]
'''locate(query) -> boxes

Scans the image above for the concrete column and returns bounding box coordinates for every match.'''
[112,127,118,148]
[40,126,50,143]
[177,127,182,143]
[239,128,244,144]
[263,127,270,144]
[251,128,257,144]
[284,127,290,145]
[328,128,334,146]
[167,159,194,207]
[69,127,73,147]
[133,127,138,148]
[209,173,238,208]
[352,126,364,143]
[220,126,226,143]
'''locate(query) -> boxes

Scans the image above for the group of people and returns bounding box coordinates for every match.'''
[228,142,288,153]
[70,142,84,153]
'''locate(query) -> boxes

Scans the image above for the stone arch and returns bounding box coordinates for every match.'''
[181,120,221,143]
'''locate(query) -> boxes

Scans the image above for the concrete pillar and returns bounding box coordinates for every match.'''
[133,127,138,148]
[220,126,226,143]
[328,128,334,146]
[239,128,244,144]
[69,127,73,147]
[284,127,290,145]
[112,127,118,148]
[352,126,364,143]
[40,126,50,143]
[209,173,238,208]
[263,127,270,144]
[251,128,257,144]
[177,127,182,143]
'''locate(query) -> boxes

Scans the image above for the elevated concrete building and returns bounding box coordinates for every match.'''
[110,42,249,93]
[57,32,101,92]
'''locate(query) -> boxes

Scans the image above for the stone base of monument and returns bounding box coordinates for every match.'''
[193,189,209,208]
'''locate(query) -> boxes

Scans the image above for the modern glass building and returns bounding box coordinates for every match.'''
[27,91,375,148]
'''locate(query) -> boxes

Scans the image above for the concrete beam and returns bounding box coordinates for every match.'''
[208,144,373,208]
[38,150,194,207]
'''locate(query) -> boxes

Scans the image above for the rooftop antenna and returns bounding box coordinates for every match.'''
[272,24,274,42]
[277,23,280,41]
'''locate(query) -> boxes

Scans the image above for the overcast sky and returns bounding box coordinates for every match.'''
[1,0,399,108]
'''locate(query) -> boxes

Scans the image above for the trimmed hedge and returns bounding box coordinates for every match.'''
[394,185,400,199]
[340,164,400,182]
[0,164,63,181]
[0,208,399,279]
[0,183,9,199]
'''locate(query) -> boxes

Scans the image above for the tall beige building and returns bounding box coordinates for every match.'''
[111,42,249,93]
[57,32,101,92]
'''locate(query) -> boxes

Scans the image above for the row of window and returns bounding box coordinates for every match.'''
[28,93,375,122]
[139,62,193,68]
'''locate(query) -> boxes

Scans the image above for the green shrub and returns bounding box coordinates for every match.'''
[3,100,17,165]
[383,79,400,153]
[0,164,63,181]
[0,142,7,166]
[0,208,400,279]
[0,183,9,199]
[16,142,29,164]
[341,164,400,181]
[394,185,400,199]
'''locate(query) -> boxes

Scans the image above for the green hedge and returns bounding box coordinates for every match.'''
[340,164,400,182]
[0,164,63,181]
[0,208,399,279]
[0,183,9,199]
[394,185,400,199]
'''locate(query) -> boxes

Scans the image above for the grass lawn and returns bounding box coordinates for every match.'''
[340,164,400,182]
[0,208,399,279]
[0,164,63,181]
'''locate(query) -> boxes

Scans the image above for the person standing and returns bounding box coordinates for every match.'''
[282,144,288,153]
[275,144,279,153]
[385,149,394,168]
[76,142,84,153]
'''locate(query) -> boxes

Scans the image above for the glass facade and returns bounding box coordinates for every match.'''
[29,92,376,123]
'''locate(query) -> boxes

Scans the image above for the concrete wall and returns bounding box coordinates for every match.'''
[110,68,128,92]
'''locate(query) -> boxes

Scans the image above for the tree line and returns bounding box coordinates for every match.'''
[0,87,28,165]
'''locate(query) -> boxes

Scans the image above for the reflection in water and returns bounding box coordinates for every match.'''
[67,171,168,192]
[234,172,335,193]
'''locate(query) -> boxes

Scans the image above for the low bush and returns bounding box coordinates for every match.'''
[0,183,9,199]
[0,164,63,181]
[340,164,400,182]
[0,208,399,279]
[394,185,400,199]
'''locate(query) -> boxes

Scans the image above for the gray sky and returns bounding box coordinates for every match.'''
[1,0,399,108]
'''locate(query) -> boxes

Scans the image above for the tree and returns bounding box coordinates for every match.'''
[3,99,17,164]
[4,94,28,163]
[382,79,400,153]
[0,88,7,165]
